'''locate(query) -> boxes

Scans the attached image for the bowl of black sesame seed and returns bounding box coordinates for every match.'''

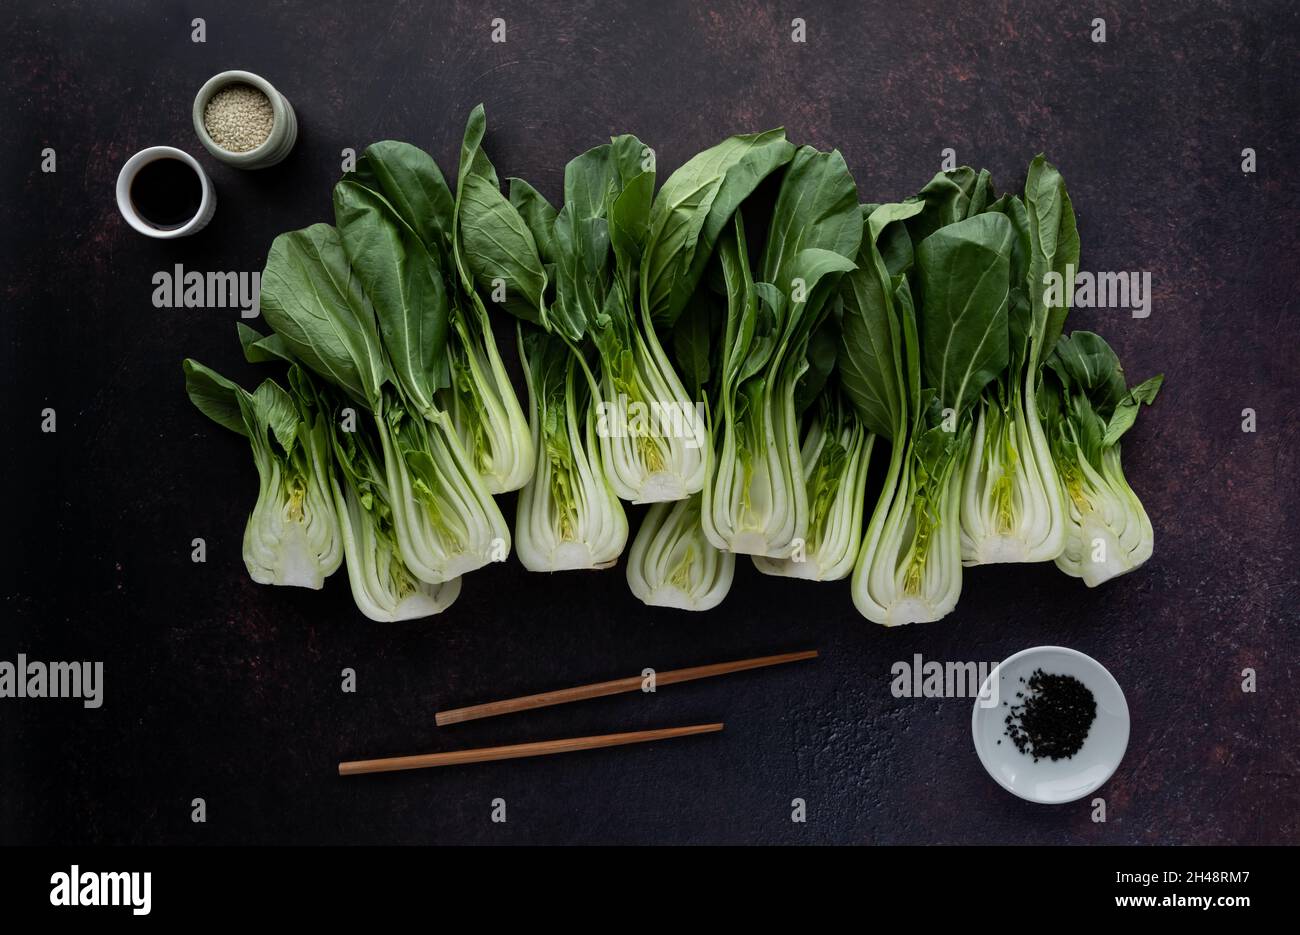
[972,646,1129,804]
[192,70,298,169]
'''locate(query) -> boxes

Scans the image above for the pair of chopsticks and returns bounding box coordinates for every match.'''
[338,649,817,776]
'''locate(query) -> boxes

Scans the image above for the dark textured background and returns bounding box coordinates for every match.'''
[2,0,1297,845]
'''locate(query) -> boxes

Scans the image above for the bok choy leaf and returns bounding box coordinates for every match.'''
[550,133,708,503]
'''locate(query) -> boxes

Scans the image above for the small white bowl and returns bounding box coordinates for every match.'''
[115,146,215,239]
[972,646,1129,804]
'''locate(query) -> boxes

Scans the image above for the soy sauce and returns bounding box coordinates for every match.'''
[129,157,202,230]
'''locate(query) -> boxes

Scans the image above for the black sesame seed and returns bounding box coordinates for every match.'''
[1001,668,1097,761]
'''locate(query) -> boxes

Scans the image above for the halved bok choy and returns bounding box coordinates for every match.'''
[627,494,734,610]
[182,360,342,590]
[626,283,735,609]
[514,327,628,571]
[345,125,536,494]
[701,146,862,557]
[752,386,872,581]
[329,408,461,621]
[959,157,1077,565]
[1042,331,1163,586]
[550,134,707,503]
[842,203,1012,625]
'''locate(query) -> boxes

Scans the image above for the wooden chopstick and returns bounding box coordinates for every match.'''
[338,723,723,776]
[435,649,818,726]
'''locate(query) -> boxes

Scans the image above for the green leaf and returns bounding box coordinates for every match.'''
[915,211,1012,417]
[456,104,499,190]
[905,166,981,243]
[642,128,795,328]
[459,174,549,322]
[237,322,295,365]
[868,200,925,279]
[968,168,995,216]
[1048,330,1128,417]
[548,206,605,342]
[896,277,922,419]
[981,194,1032,377]
[1025,155,1080,369]
[508,177,558,263]
[793,311,839,416]
[840,271,901,437]
[352,140,455,252]
[673,290,717,400]
[907,169,976,236]
[760,146,862,310]
[249,377,301,454]
[260,223,389,407]
[608,167,655,290]
[560,134,643,225]
[785,247,858,321]
[334,180,448,414]
[453,106,549,324]
[717,216,762,395]
[183,358,250,437]
[539,135,651,345]
[1103,373,1164,446]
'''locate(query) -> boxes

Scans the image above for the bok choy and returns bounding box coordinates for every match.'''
[329,405,461,620]
[181,109,1165,627]
[627,494,734,610]
[843,201,1011,625]
[1042,331,1163,586]
[959,157,1076,565]
[183,360,342,590]
[548,135,707,503]
[752,386,873,580]
[514,328,629,571]
[702,146,862,558]
[346,124,535,495]
[626,278,735,609]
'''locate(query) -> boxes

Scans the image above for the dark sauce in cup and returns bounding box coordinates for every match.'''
[129,157,203,230]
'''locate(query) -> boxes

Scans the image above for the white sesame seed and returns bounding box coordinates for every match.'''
[203,84,275,153]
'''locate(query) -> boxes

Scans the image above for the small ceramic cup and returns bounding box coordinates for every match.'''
[192,70,298,169]
[115,146,216,239]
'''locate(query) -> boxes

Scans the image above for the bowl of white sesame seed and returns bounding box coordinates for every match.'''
[192,70,297,169]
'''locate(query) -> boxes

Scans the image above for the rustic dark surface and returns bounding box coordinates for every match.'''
[1,0,1297,845]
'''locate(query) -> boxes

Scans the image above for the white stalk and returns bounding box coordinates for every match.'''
[516,337,628,572]
[853,434,965,626]
[378,409,510,584]
[959,369,1066,565]
[701,352,806,557]
[1055,444,1154,587]
[753,407,872,581]
[332,476,460,622]
[598,322,707,504]
[242,423,342,589]
[627,494,734,610]
[444,308,534,495]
